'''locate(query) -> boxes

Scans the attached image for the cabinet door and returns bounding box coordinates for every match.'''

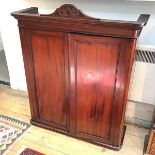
[27,30,69,130]
[69,34,125,145]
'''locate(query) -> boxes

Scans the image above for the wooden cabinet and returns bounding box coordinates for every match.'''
[11,4,149,150]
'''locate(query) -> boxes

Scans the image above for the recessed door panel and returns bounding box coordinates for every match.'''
[69,34,121,141]
[30,31,69,129]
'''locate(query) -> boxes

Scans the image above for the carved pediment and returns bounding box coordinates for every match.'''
[50,4,94,19]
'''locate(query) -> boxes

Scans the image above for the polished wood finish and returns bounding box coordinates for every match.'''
[11,5,150,39]
[11,4,149,150]
[31,31,69,129]
[69,34,119,142]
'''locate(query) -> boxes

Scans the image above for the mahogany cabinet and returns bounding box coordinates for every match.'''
[11,4,149,150]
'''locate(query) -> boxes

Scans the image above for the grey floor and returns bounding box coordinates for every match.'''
[0,50,10,82]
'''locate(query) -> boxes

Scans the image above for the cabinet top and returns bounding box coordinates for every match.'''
[11,4,150,39]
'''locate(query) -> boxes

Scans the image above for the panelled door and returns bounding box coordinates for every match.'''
[28,30,69,131]
[69,33,123,144]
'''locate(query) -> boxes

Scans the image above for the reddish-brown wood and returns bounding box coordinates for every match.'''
[69,34,120,140]
[69,34,137,148]
[19,29,70,131]
[11,4,149,150]
[31,31,68,128]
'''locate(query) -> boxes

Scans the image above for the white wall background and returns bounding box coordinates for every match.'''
[0,0,155,90]
[0,32,4,51]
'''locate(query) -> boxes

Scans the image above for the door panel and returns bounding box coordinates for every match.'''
[69,34,121,141]
[30,31,69,129]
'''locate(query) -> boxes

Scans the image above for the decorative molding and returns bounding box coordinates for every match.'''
[49,4,94,19]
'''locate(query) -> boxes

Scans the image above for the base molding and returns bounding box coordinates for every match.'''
[30,119,126,151]
[125,116,151,129]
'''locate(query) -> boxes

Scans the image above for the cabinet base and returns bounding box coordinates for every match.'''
[30,119,126,151]
[85,125,126,151]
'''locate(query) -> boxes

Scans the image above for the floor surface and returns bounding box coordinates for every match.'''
[0,85,149,155]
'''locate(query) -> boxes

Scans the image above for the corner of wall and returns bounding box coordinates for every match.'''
[10,79,27,92]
